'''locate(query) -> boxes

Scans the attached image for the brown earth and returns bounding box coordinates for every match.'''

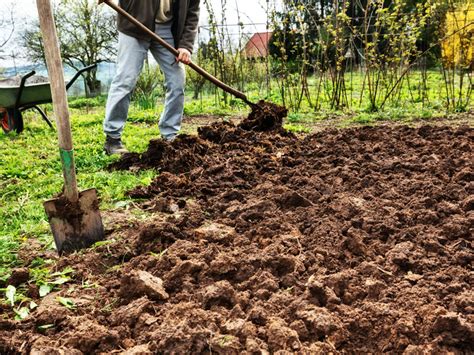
[1,107,473,354]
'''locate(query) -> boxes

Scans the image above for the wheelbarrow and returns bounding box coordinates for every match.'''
[0,64,97,134]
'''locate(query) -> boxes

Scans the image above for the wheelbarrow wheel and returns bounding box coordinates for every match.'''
[1,109,24,134]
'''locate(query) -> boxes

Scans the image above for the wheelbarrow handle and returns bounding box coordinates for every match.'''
[98,0,254,106]
[66,64,98,90]
[15,71,36,108]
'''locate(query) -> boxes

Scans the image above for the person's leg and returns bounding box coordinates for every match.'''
[149,22,186,140]
[104,32,149,140]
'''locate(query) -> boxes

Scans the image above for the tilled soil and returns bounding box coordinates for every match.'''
[1,112,473,353]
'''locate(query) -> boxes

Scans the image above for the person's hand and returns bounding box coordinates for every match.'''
[177,48,191,64]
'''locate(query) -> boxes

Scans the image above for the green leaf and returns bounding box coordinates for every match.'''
[92,240,114,248]
[56,296,76,310]
[5,285,16,307]
[51,276,71,285]
[14,307,29,320]
[50,267,74,277]
[39,284,52,297]
[29,301,38,310]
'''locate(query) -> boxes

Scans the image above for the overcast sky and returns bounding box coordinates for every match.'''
[0,0,277,67]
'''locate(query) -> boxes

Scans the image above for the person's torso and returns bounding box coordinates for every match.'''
[117,0,197,49]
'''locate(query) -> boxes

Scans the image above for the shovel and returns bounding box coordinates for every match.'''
[37,0,104,255]
[98,0,257,108]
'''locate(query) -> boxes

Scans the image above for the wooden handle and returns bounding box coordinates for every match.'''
[37,0,78,202]
[99,0,253,106]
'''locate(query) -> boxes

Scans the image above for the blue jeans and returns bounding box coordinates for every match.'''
[104,22,186,140]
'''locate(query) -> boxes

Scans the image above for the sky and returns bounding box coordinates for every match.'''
[0,0,277,68]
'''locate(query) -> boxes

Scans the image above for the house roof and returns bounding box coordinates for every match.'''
[243,32,273,58]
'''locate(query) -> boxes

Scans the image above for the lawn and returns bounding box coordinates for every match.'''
[0,105,158,282]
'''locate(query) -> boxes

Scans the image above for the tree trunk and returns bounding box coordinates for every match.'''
[193,78,206,100]
[85,72,101,98]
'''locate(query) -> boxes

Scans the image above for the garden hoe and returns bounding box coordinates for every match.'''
[37,0,104,255]
[98,0,257,108]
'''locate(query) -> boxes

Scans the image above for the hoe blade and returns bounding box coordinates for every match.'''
[43,188,104,255]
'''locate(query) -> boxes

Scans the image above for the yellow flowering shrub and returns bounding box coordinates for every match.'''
[441,3,474,69]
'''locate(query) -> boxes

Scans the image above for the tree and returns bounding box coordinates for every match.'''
[0,3,15,60]
[21,0,117,97]
[270,1,324,63]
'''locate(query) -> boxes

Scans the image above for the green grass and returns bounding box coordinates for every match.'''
[207,69,472,123]
[0,106,156,281]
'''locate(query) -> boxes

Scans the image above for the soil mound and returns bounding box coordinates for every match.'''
[110,135,211,173]
[1,122,473,354]
[239,100,288,132]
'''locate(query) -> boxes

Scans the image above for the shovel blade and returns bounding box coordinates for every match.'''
[44,188,104,255]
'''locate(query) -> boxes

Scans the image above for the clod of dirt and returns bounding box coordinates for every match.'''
[119,344,152,354]
[278,191,313,209]
[34,292,70,325]
[194,223,236,243]
[341,227,367,256]
[239,100,288,132]
[431,313,474,346]
[7,268,30,287]
[62,316,120,353]
[120,270,169,301]
[222,318,246,335]
[245,337,269,353]
[197,121,238,144]
[201,281,237,309]
[306,275,338,306]
[30,343,82,355]
[208,334,241,353]
[296,305,343,340]
[267,317,301,351]
[110,297,153,327]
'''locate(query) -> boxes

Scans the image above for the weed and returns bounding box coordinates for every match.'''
[287,113,302,123]
[150,248,168,260]
[56,296,76,310]
[284,124,311,133]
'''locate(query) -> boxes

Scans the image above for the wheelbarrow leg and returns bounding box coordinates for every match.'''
[20,105,54,129]
[32,105,54,129]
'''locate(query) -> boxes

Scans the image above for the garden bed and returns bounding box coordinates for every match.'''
[1,111,473,353]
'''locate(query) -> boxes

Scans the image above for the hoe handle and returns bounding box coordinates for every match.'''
[99,0,254,106]
[37,0,79,202]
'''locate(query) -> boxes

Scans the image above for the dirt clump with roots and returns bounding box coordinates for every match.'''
[1,107,473,353]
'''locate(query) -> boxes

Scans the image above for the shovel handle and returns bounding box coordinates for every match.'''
[37,0,79,202]
[99,0,253,106]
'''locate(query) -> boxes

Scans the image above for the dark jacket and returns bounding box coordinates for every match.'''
[117,0,200,53]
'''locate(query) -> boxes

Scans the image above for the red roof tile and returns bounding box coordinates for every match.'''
[244,32,273,58]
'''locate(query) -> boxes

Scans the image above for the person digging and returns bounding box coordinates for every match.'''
[103,0,200,155]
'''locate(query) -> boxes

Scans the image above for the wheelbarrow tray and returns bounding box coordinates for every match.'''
[0,81,53,109]
[0,64,97,110]
[0,64,97,134]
